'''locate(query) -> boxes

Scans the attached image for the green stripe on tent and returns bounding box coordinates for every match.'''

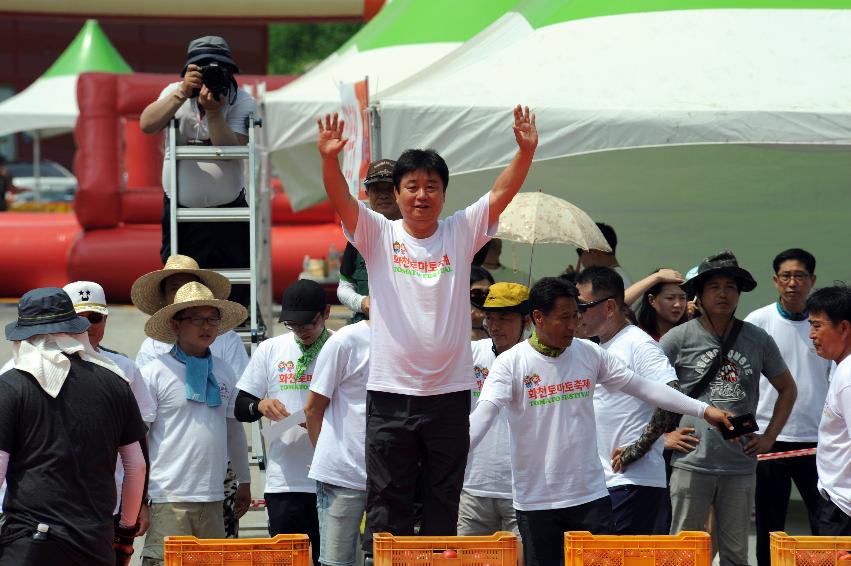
[341,0,517,52]
[520,0,851,29]
[43,20,132,78]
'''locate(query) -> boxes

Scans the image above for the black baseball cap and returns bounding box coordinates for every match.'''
[279,279,327,324]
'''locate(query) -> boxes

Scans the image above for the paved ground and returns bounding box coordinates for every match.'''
[0,301,816,565]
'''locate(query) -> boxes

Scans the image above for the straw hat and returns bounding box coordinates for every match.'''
[144,282,247,343]
[131,255,231,315]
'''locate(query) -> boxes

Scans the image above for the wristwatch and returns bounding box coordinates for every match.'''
[173,90,188,102]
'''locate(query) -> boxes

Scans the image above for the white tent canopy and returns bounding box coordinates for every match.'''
[262,0,518,210]
[379,8,851,173]
[374,3,851,311]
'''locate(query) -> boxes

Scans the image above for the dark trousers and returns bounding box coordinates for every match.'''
[160,191,251,311]
[516,496,614,566]
[266,492,320,566]
[755,441,823,566]
[364,390,470,552]
[0,536,88,566]
[817,496,851,536]
[609,484,668,535]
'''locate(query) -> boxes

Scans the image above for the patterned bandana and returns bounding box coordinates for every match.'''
[776,300,808,321]
[529,328,566,358]
[295,328,330,379]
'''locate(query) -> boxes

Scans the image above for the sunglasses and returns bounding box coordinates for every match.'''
[577,296,615,313]
[79,312,105,324]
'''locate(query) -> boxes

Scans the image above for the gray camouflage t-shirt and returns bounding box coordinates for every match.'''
[660,318,787,474]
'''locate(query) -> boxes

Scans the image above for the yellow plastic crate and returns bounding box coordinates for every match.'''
[164,534,310,565]
[770,531,851,566]
[372,531,518,565]
[565,531,711,566]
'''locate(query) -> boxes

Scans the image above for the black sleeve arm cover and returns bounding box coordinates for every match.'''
[234,389,263,423]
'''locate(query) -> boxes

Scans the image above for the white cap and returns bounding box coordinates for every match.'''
[62,281,109,315]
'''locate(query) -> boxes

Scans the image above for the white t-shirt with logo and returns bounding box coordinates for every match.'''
[480,338,706,511]
[817,357,851,516]
[236,332,320,494]
[745,304,832,442]
[595,325,677,489]
[136,330,249,381]
[309,322,370,491]
[158,82,257,208]
[141,353,238,502]
[465,339,512,499]
[345,194,494,395]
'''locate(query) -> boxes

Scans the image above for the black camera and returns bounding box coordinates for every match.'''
[191,62,232,101]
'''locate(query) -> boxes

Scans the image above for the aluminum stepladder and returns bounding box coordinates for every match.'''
[167,112,271,476]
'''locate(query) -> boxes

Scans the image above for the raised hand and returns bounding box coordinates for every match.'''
[512,105,538,154]
[317,113,348,158]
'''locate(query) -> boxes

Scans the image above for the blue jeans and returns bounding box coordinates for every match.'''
[316,481,367,566]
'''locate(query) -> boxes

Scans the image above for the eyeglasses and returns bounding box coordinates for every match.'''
[283,313,321,332]
[577,296,615,313]
[777,272,811,283]
[470,288,490,306]
[79,312,105,324]
[175,316,222,327]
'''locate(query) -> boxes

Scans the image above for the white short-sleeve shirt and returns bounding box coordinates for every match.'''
[136,330,249,380]
[345,193,495,396]
[158,82,257,208]
[465,339,512,499]
[236,332,322,494]
[595,325,677,489]
[479,338,638,511]
[309,321,370,491]
[745,304,832,442]
[141,353,238,503]
[817,357,851,516]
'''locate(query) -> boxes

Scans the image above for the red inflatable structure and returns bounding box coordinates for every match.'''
[0,71,346,302]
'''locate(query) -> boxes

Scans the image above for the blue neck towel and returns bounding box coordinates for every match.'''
[171,344,221,407]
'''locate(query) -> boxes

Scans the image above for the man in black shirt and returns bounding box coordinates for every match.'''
[0,288,148,566]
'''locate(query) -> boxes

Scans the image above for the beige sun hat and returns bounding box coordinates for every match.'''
[131,255,231,315]
[144,282,247,343]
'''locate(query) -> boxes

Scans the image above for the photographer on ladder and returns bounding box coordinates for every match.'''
[140,36,256,309]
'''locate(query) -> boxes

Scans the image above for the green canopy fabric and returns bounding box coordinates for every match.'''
[0,19,131,137]
[42,19,132,78]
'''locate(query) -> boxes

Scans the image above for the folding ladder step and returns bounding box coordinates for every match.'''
[175,208,251,222]
[173,145,250,160]
[212,268,252,284]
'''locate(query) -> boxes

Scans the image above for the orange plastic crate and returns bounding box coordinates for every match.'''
[372,531,518,565]
[770,531,851,566]
[564,531,711,566]
[164,534,310,565]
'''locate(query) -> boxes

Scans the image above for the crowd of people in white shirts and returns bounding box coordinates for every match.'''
[1,106,851,566]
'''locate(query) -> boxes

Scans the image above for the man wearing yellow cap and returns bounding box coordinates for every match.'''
[459,283,530,537]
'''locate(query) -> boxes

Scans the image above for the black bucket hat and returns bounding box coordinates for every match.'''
[5,287,91,341]
[682,250,757,295]
[182,36,240,75]
[279,279,327,325]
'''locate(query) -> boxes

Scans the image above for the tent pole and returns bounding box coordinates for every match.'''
[33,130,41,201]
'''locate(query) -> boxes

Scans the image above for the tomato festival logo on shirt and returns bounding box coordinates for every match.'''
[525,373,593,406]
[391,241,453,279]
[276,359,312,390]
[696,348,752,403]
[473,365,490,397]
